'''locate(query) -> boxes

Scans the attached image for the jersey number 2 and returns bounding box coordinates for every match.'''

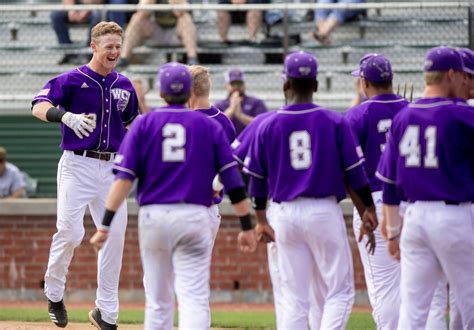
[289,130,312,170]
[399,125,438,168]
[162,123,186,162]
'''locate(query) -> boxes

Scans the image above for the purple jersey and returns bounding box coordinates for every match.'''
[232,110,277,165]
[345,94,409,192]
[32,65,139,152]
[196,105,236,143]
[376,98,474,204]
[113,105,243,207]
[214,94,268,135]
[245,103,368,202]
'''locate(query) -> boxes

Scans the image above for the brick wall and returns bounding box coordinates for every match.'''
[0,200,367,304]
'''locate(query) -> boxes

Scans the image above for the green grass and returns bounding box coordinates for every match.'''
[0,308,376,329]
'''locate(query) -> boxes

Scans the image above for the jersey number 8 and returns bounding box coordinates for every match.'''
[289,130,312,170]
[162,123,186,162]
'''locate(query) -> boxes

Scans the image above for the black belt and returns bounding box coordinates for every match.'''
[74,150,115,161]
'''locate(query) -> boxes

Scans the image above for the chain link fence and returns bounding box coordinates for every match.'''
[0,1,470,113]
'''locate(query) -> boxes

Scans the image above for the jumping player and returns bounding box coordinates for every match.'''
[377,46,474,328]
[345,54,408,329]
[90,63,257,329]
[245,51,377,329]
[31,22,139,329]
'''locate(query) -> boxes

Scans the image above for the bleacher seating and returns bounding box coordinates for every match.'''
[0,0,470,196]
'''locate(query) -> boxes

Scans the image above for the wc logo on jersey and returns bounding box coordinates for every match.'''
[112,88,130,112]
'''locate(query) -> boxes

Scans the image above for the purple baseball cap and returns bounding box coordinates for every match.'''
[458,48,474,74]
[424,46,466,73]
[158,62,192,95]
[283,51,318,80]
[359,55,393,82]
[351,53,378,77]
[225,69,245,83]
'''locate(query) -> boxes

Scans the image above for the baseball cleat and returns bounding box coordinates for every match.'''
[89,307,117,329]
[47,299,68,328]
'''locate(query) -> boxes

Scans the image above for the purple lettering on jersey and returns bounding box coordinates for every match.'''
[196,105,236,143]
[32,65,139,152]
[376,97,474,204]
[214,95,268,135]
[345,94,408,192]
[113,105,243,207]
[244,103,368,202]
[232,111,276,165]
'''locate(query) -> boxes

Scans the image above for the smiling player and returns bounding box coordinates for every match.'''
[31,21,139,329]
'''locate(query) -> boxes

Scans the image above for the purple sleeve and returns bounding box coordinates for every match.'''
[214,99,228,112]
[249,176,268,198]
[375,129,398,186]
[338,117,368,189]
[32,75,69,107]
[232,125,253,165]
[113,118,142,181]
[214,126,240,189]
[382,182,401,205]
[121,89,140,125]
[243,124,267,179]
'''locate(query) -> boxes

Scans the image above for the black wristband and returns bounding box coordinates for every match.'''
[101,209,116,228]
[227,187,247,204]
[239,213,253,231]
[46,107,67,123]
[252,196,267,210]
[354,185,375,208]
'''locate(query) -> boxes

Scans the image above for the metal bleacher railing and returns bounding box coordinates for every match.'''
[0,1,471,196]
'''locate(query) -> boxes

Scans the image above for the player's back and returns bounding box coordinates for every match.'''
[346,94,408,191]
[118,105,234,207]
[248,103,366,202]
[386,97,474,202]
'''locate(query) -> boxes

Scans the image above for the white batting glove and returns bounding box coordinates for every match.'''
[61,112,96,139]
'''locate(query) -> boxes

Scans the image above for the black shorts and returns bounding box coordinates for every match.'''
[219,0,270,23]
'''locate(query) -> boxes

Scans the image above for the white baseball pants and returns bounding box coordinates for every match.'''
[268,197,354,330]
[44,151,127,324]
[139,204,215,330]
[353,191,401,330]
[399,202,474,330]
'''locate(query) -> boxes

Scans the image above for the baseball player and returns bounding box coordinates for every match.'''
[31,22,139,329]
[245,51,378,329]
[187,64,237,239]
[345,54,409,329]
[90,63,257,329]
[376,46,474,328]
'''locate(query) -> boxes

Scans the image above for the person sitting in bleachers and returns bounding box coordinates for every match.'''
[0,147,26,199]
[217,0,269,44]
[51,0,130,64]
[313,0,366,44]
[118,0,198,67]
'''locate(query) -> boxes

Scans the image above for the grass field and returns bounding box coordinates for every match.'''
[0,307,376,329]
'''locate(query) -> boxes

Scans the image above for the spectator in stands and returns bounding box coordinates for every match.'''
[51,0,129,65]
[0,147,26,199]
[313,0,366,44]
[214,69,268,135]
[118,0,198,67]
[217,0,269,44]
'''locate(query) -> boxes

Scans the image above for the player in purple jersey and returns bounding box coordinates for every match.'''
[345,54,409,329]
[90,63,257,329]
[244,51,377,329]
[187,64,237,239]
[376,46,474,329]
[31,22,139,329]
